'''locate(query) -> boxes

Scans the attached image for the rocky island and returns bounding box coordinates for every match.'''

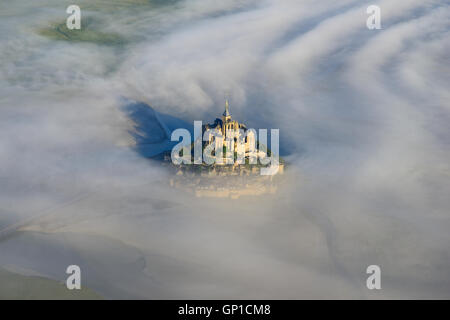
[160,100,285,199]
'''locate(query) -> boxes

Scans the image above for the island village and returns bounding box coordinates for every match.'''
[162,100,285,199]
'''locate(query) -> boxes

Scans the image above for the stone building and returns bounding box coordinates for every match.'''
[202,100,258,161]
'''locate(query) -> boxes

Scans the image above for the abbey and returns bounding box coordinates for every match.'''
[203,99,250,145]
[169,100,282,176]
[201,99,262,163]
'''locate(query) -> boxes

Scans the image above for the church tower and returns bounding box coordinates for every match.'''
[222,99,233,138]
[222,99,232,123]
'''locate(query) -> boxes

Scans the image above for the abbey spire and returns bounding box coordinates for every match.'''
[223,99,231,122]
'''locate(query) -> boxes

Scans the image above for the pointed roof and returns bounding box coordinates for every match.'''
[223,99,231,117]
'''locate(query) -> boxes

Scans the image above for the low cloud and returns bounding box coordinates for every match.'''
[0,0,449,298]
